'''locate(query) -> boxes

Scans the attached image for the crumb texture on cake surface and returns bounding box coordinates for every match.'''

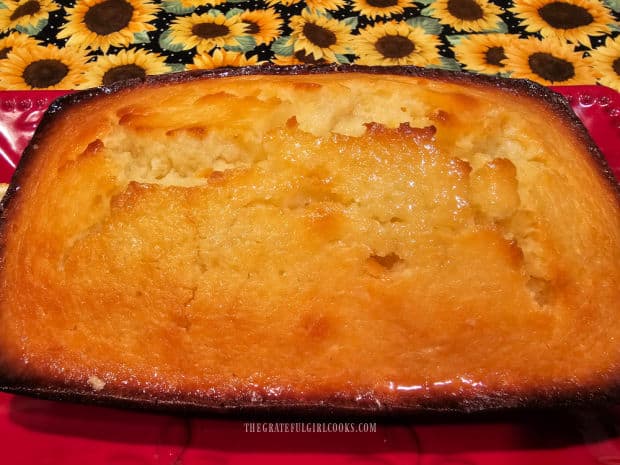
[0,71,619,408]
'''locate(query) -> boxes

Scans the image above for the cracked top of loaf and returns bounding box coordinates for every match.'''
[0,66,619,414]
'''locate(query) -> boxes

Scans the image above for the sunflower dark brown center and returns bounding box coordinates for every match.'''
[23,59,68,88]
[485,46,506,66]
[447,0,484,21]
[367,0,399,7]
[528,52,575,82]
[102,64,146,86]
[538,2,593,29]
[294,49,325,64]
[84,0,133,35]
[10,0,40,21]
[375,35,415,59]
[613,57,620,76]
[303,22,337,48]
[0,47,12,59]
[244,20,260,34]
[192,23,230,39]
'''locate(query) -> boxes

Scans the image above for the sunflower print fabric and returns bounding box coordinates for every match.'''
[0,0,618,91]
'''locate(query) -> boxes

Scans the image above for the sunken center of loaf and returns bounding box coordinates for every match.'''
[10,74,620,397]
[99,82,553,306]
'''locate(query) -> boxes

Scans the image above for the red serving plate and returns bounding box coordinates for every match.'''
[0,86,619,465]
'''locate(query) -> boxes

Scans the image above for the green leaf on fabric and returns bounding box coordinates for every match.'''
[406,16,442,34]
[132,31,151,44]
[610,23,620,32]
[162,0,195,15]
[271,36,294,56]
[158,29,187,52]
[167,63,186,73]
[420,5,435,15]
[0,2,8,10]
[603,0,620,12]
[342,17,358,29]
[207,9,222,17]
[488,19,508,33]
[225,35,256,52]
[15,18,47,35]
[446,34,465,46]
[226,8,245,18]
[429,57,462,71]
[334,54,351,64]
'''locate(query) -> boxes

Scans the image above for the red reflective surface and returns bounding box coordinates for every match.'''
[0,86,618,465]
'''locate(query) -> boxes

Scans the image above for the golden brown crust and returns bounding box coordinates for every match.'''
[0,65,619,415]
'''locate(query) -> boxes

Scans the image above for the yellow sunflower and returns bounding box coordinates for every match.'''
[57,0,157,53]
[83,49,169,88]
[240,9,283,46]
[426,0,503,32]
[265,0,302,6]
[266,0,345,10]
[504,37,595,85]
[351,0,416,19]
[272,53,305,65]
[590,37,620,91]
[187,49,260,70]
[307,0,346,9]
[0,43,88,90]
[288,9,352,61]
[0,0,59,34]
[178,0,226,6]
[510,0,613,47]
[354,21,441,66]
[0,32,39,60]
[452,33,513,74]
[168,12,248,54]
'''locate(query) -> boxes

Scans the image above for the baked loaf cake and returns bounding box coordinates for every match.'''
[0,66,619,414]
